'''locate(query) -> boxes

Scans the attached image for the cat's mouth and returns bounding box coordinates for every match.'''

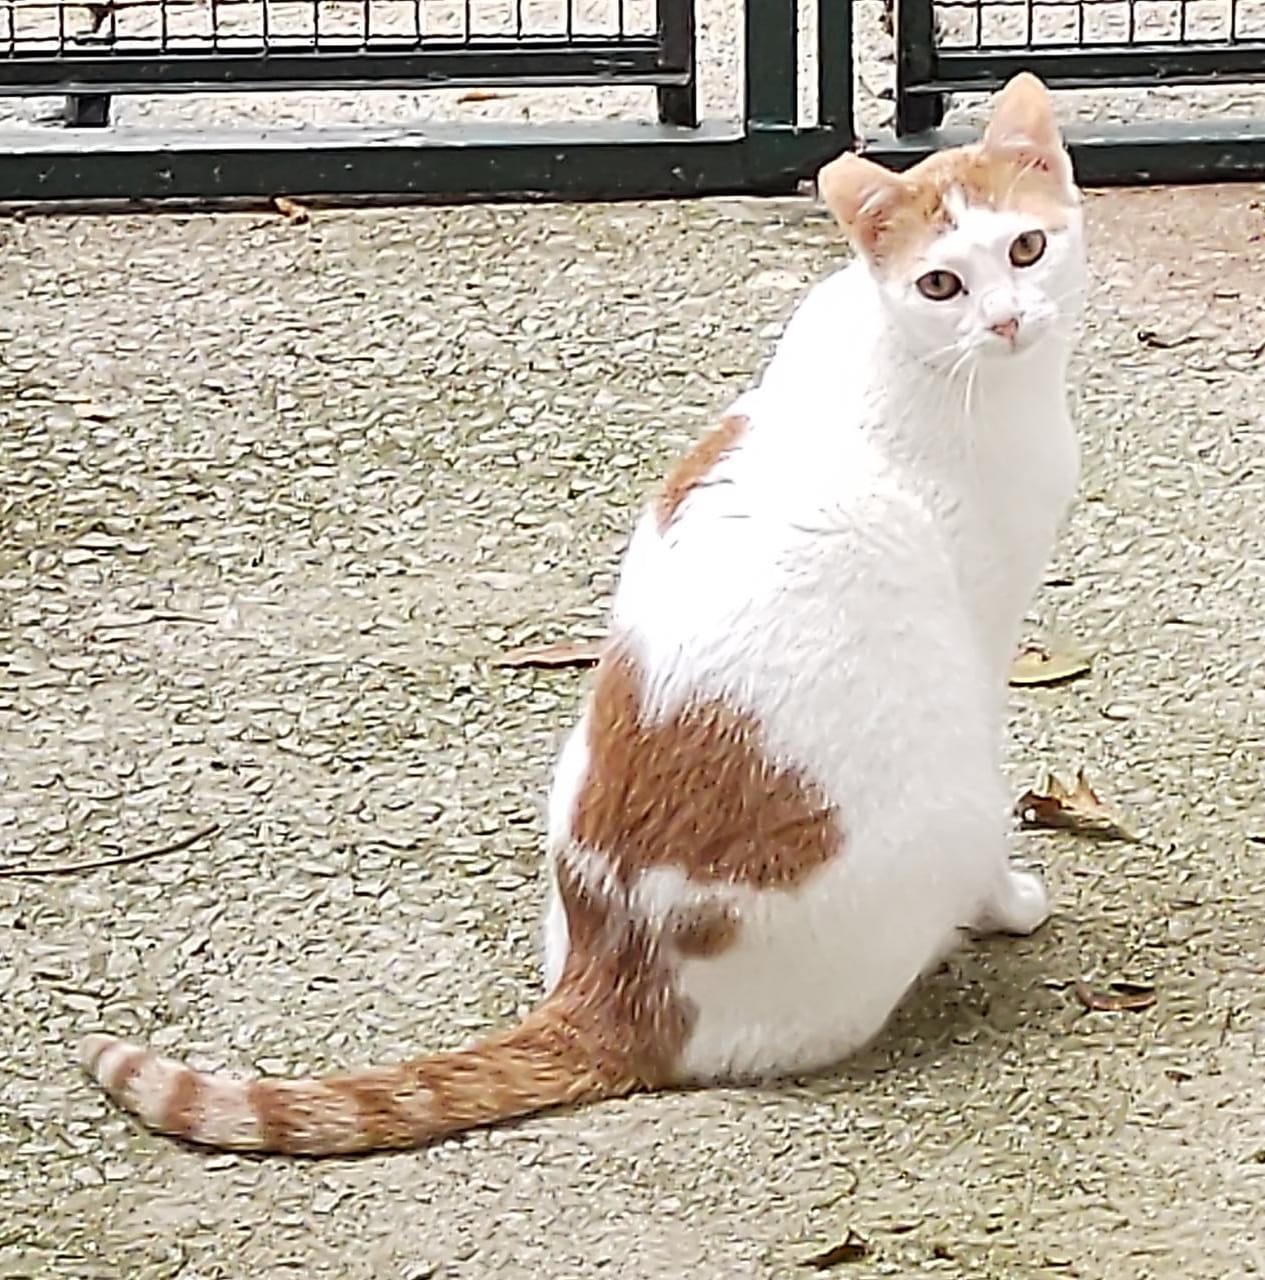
[980,323,1040,358]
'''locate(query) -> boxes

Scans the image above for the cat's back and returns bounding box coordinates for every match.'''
[758,259,880,408]
[611,255,962,688]
[613,390,949,682]
[626,258,885,567]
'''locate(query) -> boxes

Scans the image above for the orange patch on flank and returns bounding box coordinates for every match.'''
[572,650,843,892]
[865,147,1070,270]
[657,414,747,531]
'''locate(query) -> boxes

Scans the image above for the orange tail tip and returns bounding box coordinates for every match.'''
[79,995,643,1156]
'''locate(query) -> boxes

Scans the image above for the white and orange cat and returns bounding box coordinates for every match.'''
[82,72,1086,1155]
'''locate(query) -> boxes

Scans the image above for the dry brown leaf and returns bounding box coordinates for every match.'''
[1015,770,1138,842]
[1074,980,1157,1013]
[803,1229,871,1269]
[494,640,604,669]
[272,195,312,225]
[457,89,511,103]
[1009,645,1092,687]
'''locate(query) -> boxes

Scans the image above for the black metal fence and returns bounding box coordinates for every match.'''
[0,0,1264,204]
[896,0,1265,128]
[889,0,1265,183]
[898,0,1265,133]
[0,0,854,201]
[0,0,696,122]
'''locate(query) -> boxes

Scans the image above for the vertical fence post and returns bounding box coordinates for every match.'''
[745,0,797,130]
[64,94,112,126]
[895,0,945,134]
[656,0,698,125]
[816,0,853,136]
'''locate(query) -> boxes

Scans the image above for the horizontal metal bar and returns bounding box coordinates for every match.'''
[0,39,684,95]
[913,43,1265,93]
[862,118,1265,185]
[2,115,1262,209]
[0,120,853,206]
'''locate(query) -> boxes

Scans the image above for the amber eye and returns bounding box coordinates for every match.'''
[915,270,964,301]
[1009,230,1047,267]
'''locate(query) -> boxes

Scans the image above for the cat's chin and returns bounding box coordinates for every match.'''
[977,329,1049,361]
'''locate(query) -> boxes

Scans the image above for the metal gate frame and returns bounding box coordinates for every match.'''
[0,0,855,204]
[2,0,700,127]
[2,0,1265,205]
[887,0,1265,185]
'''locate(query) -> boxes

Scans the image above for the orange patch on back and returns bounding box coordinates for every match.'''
[657,414,747,532]
[572,650,843,891]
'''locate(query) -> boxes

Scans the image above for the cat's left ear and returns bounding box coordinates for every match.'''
[816,152,909,257]
[982,72,1076,194]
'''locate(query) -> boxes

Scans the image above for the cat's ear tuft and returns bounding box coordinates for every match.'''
[816,152,907,255]
[982,72,1073,187]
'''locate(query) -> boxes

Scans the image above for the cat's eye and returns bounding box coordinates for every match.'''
[915,270,964,302]
[1009,230,1047,267]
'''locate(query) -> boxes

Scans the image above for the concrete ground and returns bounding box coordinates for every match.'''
[1,184,1263,1279]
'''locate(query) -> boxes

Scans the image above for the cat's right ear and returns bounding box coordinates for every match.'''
[816,153,908,258]
[982,72,1077,198]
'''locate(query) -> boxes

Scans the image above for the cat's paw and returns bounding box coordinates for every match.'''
[977,868,1051,937]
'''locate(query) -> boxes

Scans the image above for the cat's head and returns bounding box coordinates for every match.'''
[817,73,1084,367]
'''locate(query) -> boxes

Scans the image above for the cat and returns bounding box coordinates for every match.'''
[81,71,1086,1156]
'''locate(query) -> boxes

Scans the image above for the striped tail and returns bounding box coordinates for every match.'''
[79,987,643,1155]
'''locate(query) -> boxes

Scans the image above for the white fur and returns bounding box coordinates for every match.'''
[196,1078,264,1148]
[542,196,1085,1081]
[540,715,591,994]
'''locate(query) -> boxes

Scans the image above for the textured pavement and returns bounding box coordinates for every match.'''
[1,185,1264,1279]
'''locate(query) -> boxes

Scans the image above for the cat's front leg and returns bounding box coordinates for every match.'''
[975,865,1051,937]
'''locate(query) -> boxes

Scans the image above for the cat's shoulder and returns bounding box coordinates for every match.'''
[786,259,871,325]
[760,261,878,401]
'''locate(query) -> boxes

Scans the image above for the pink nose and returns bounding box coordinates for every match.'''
[990,317,1019,344]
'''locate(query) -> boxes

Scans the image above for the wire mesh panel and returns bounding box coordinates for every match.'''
[0,0,687,94]
[896,0,1265,135]
[0,0,658,49]
[935,0,1265,50]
